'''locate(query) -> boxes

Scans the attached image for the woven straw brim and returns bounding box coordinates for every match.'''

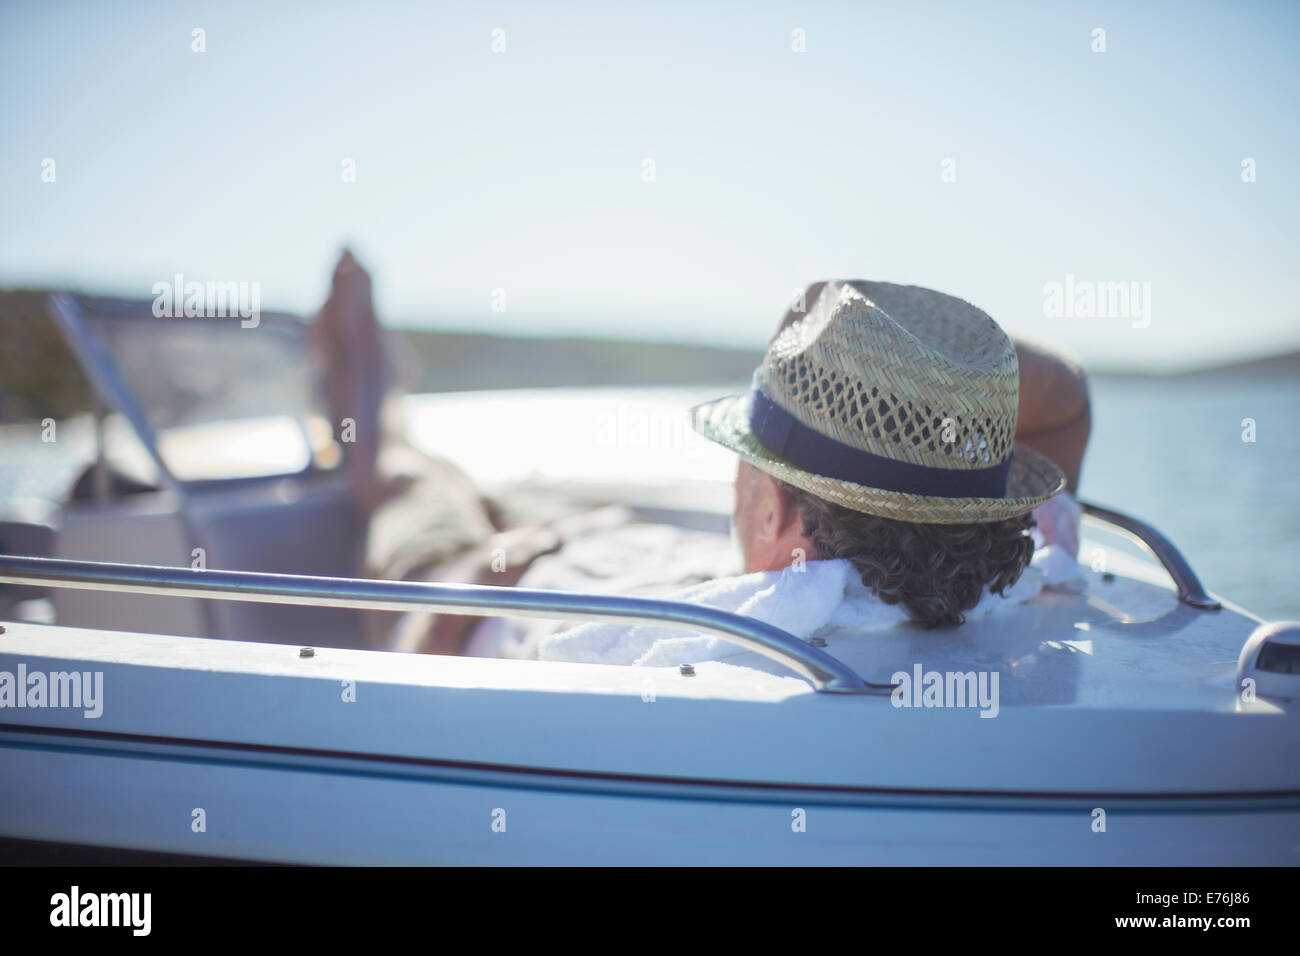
[692,393,1066,524]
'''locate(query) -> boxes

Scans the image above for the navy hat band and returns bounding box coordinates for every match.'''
[746,386,1011,499]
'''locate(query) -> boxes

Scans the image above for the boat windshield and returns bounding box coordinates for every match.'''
[59,299,335,483]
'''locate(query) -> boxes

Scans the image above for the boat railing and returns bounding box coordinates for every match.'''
[0,554,894,696]
[1078,500,1221,610]
[0,503,1219,693]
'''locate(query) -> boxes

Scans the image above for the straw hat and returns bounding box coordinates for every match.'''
[691,281,1065,524]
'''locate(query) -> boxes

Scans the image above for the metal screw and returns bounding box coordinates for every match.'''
[299,647,315,658]
[679,663,695,676]
[808,636,827,647]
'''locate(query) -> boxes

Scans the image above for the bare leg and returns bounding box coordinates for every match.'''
[309,249,605,653]
[309,249,396,513]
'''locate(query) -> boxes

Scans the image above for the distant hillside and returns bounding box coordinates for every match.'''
[394,328,761,393]
[1091,347,1300,382]
[3,287,1293,424]
[0,289,94,422]
[1183,348,1300,378]
[0,289,762,423]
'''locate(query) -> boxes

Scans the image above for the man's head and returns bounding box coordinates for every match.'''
[701,280,1066,628]
[731,459,1036,627]
[731,459,815,573]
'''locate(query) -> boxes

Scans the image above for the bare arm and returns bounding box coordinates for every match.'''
[1012,337,1090,493]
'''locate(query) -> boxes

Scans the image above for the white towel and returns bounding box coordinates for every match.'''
[539,542,1077,669]
[469,491,1085,667]
[1031,489,1083,559]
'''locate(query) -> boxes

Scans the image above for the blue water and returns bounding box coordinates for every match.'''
[1079,373,1300,622]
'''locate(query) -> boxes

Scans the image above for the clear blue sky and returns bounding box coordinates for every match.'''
[3,0,1297,371]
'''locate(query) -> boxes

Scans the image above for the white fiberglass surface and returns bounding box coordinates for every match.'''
[403,388,738,490]
[0,620,1295,798]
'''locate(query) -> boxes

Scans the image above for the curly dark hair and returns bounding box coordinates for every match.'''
[781,482,1036,629]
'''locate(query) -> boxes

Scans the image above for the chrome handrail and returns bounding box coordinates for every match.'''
[1078,500,1221,611]
[0,554,893,696]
